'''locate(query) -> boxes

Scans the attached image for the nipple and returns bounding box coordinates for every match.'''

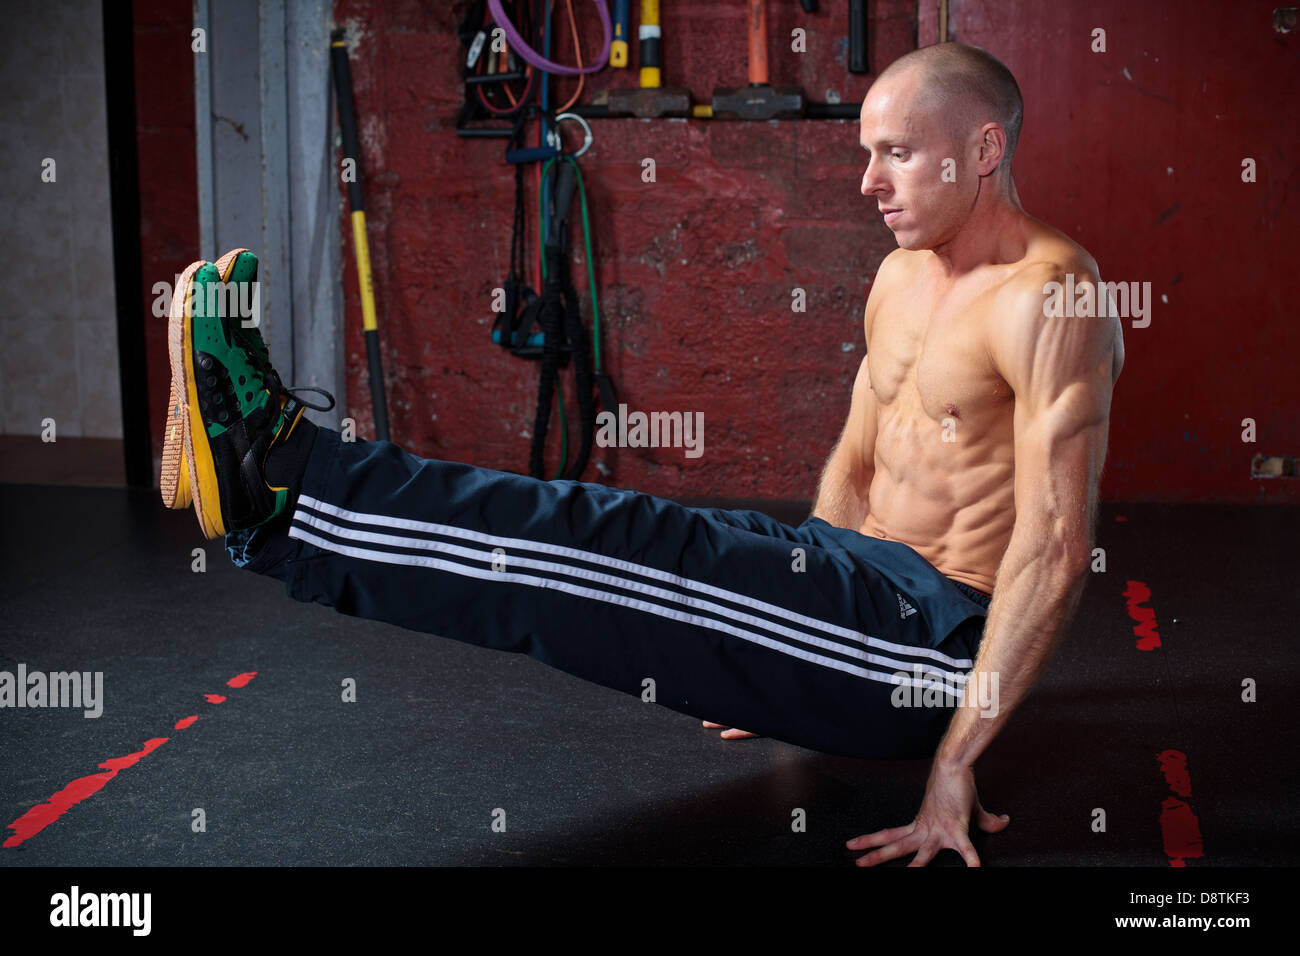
[944,402,960,418]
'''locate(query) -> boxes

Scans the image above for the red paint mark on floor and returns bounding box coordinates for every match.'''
[3,737,168,848]
[1157,749,1192,798]
[4,670,260,849]
[1155,750,1203,866]
[100,737,168,771]
[1114,515,1127,522]
[1124,580,1161,651]
[1159,797,1204,866]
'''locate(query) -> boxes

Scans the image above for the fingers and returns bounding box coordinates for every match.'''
[846,823,917,853]
[973,795,1011,833]
[906,844,937,867]
[857,835,979,868]
[848,825,985,868]
[853,833,924,867]
[976,810,1011,833]
[701,720,760,738]
[958,840,982,867]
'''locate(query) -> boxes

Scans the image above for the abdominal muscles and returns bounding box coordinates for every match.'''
[859,413,1013,592]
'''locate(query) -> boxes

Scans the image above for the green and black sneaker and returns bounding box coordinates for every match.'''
[164,248,335,539]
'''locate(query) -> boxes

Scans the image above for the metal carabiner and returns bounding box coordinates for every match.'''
[550,112,593,158]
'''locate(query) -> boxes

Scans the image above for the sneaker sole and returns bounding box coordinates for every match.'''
[160,377,192,509]
[167,249,251,539]
[161,260,204,511]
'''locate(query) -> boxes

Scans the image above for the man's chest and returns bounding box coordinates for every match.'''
[866,281,1012,429]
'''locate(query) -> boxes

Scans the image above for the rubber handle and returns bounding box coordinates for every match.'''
[364,329,390,442]
[849,0,868,74]
[612,0,630,67]
[639,0,661,88]
[547,163,577,249]
[330,32,364,211]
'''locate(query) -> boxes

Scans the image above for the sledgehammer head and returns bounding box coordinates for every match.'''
[606,87,693,119]
[711,85,806,120]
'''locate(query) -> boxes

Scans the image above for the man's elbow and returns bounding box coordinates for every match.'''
[1032,532,1091,586]
[1057,541,1093,590]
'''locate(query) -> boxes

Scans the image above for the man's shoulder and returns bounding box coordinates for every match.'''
[988,223,1121,392]
[871,247,922,290]
[1001,220,1099,303]
[987,223,1102,332]
[865,249,923,338]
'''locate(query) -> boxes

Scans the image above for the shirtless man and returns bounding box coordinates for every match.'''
[831,43,1123,864]
[706,42,1123,864]
[161,42,1120,867]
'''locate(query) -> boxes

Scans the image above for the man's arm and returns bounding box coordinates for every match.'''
[812,252,896,527]
[934,265,1118,770]
[850,264,1122,867]
[811,351,878,528]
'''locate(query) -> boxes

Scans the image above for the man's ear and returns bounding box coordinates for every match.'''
[976,123,1006,175]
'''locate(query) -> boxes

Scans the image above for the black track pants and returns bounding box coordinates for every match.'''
[227,426,995,759]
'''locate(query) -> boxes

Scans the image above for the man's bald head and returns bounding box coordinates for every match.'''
[874,43,1023,169]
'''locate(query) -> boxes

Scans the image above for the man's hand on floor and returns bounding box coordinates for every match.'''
[701,720,762,740]
[845,760,1010,867]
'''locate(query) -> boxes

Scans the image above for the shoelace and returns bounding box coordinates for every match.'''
[233,327,337,413]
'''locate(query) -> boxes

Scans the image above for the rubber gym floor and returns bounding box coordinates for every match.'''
[2,480,1295,866]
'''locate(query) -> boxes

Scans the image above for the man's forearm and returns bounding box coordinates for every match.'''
[934,541,1088,771]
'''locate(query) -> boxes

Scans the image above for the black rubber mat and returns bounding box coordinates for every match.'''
[1,484,1296,866]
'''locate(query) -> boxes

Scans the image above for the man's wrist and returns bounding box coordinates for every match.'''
[933,728,980,773]
[934,752,973,775]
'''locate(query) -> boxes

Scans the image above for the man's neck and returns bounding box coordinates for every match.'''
[930,176,1027,279]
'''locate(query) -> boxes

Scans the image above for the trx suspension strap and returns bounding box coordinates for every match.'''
[483,0,618,480]
[493,116,545,355]
[531,157,596,481]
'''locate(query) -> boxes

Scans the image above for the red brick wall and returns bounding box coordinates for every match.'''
[328,0,1298,504]
[132,0,1298,504]
[330,0,912,497]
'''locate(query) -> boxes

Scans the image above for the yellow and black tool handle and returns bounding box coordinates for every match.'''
[331,29,391,442]
[611,0,631,67]
[639,0,661,88]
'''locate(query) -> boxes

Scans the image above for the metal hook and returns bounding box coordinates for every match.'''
[552,112,593,158]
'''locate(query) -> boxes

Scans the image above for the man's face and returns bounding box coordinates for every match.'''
[858,72,972,251]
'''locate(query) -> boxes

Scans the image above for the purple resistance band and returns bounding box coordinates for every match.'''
[487,0,613,75]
